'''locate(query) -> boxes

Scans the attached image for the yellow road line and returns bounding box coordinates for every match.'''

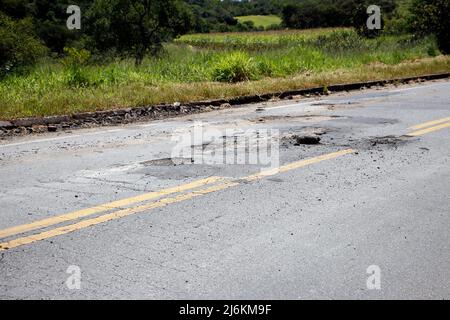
[406,121,450,137]
[0,149,356,251]
[409,117,450,130]
[244,149,356,181]
[0,181,239,251]
[0,176,223,239]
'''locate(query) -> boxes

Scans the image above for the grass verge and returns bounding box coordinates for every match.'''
[0,56,448,121]
[0,28,448,120]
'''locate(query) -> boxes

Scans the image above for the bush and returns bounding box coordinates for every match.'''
[427,45,440,57]
[0,13,48,77]
[256,60,276,77]
[62,47,92,87]
[313,30,366,52]
[211,52,259,83]
[409,0,450,54]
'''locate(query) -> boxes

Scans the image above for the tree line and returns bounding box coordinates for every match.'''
[281,0,448,50]
[0,0,448,76]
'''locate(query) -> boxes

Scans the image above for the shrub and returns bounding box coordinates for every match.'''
[427,43,440,57]
[61,47,92,87]
[409,0,450,54]
[313,30,365,52]
[256,60,276,77]
[0,13,48,77]
[211,52,259,83]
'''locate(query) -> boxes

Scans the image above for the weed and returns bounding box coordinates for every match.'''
[62,47,92,87]
[211,52,259,82]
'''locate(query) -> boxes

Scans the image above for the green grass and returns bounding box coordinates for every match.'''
[176,28,352,50]
[235,15,282,28]
[0,28,448,120]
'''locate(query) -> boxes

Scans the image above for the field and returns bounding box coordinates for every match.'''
[235,15,282,28]
[0,28,449,120]
[175,28,353,49]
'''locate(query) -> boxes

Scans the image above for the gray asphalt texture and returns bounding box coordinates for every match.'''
[0,80,449,299]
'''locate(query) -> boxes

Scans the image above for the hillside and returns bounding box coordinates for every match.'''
[235,15,282,28]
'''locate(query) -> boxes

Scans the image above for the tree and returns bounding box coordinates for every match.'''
[0,0,31,19]
[351,0,397,37]
[281,0,397,33]
[409,0,450,53]
[282,0,355,29]
[1,0,92,53]
[0,12,47,77]
[85,0,193,65]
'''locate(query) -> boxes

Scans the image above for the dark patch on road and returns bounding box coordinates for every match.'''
[141,157,194,166]
[331,135,412,150]
[135,164,262,180]
[367,135,409,147]
[281,127,330,148]
[292,135,321,145]
[251,115,343,123]
[340,116,399,125]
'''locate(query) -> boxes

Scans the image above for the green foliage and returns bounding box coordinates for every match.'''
[281,0,397,38]
[186,0,287,33]
[282,0,354,29]
[0,30,446,120]
[62,47,92,87]
[256,60,276,77]
[178,29,357,51]
[409,0,450,53]
[382,0,414,35]
[427,44,440,57]
[0,0,30,18]
[313,30,366,52]
[211,51,259,82]
[351,0,397,37]
[85,0,193,65]
[30,0,92,53]
[235,15,282,29]
[0,13,48,77]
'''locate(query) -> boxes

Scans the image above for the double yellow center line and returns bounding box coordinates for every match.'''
[406,116,450,137]
[0,176,224,239]
[0,149,356,251]
[1,115,448,252]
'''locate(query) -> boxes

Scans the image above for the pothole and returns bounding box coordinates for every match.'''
[251,115,343,123]
[291,135,321,145]
[141,157,194,166]
[281,127,329,147]
[367,135,408,147]
[345,117,399,125]
[332,135,412,150]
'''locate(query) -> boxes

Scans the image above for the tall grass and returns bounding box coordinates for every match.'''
[176,28,355,50]
[0,28,447,120]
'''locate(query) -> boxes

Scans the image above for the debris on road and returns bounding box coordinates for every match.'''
[293,135,321,145]
[282,134,320,146]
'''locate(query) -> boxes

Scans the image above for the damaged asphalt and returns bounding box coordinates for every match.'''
[0,79,449,299]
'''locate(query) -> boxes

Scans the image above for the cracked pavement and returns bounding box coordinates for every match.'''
[0,79,449,299]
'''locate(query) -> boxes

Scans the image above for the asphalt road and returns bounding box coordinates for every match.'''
[0,80,449,299]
